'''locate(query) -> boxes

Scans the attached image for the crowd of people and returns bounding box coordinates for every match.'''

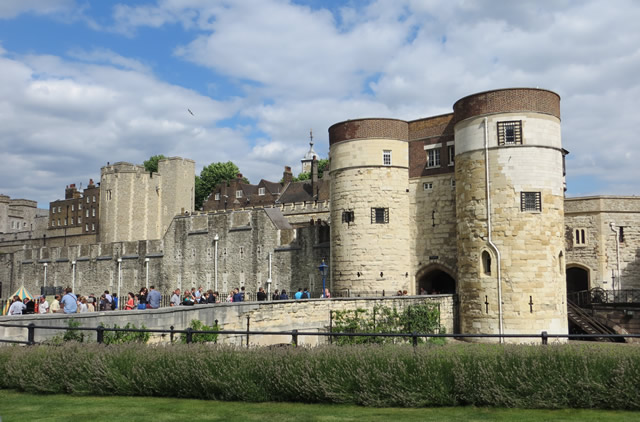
[6,284,333,316]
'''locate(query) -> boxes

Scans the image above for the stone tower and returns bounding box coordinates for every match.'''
[100,157,195,243]
[328,119,411,294]
[453,88,568,340]
[301,130,318,174]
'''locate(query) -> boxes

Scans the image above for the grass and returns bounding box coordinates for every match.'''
[0,390,639,421]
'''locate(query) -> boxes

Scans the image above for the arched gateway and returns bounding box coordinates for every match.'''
[566,265,590,294]
[416,265,456,294]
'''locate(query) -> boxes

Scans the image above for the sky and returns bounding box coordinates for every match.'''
[1,0,639,208]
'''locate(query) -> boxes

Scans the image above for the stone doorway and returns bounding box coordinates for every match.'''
[566,266,589,294]
[417,268,456,294]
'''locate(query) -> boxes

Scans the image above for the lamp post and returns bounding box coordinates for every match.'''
[318,259,328,298]
[213,234,219,293]
[144,257,150,290]
[71,261,76,293]
[267,252,272,300]
[117,258,122,310]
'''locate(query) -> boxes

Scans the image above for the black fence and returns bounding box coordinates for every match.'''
[2,322,640,347]
[568,288,640,308]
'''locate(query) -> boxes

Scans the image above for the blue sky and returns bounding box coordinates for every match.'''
[1,0,640,207]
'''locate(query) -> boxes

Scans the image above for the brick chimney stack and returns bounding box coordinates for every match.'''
[282,166,293,184]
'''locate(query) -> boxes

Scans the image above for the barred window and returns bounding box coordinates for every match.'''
[497,121,522,145]
[371,207,389,224]
[520,192,541,212]
[342,210,355,223]
[574,228,587,246]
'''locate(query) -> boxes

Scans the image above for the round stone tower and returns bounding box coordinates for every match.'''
[328,118,411,294]
[453,88,568,341]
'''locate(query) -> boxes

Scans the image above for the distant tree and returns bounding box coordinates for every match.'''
[195,161,248,210]
[143,155,166,173]
[292,158,329,182]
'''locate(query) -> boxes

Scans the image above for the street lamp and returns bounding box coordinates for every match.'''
[318,259,328,298]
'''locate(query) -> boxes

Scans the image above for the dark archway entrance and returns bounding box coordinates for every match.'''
[566,267,589,294]
[418,269,456,294]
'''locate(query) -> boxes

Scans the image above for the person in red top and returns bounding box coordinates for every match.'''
[125,292,136,310]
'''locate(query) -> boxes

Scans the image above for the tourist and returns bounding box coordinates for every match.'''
[148,285,161,309]
[78,296,89,313]
[272,289,280,301]
[257,287,267,301]
[99,294,110,311]
[182,291,195,306]
[170,289,181,306]
[137,287,148,310]
[87,296,96,312]
[302,287,310,299]
[280,289,289,300]
[294,288,303,300]
[60,287,78,314]
[402,290,408,296]
[233,288,243,303]
[322,288,331,299]
[226,290,234,302]
[206,290,216,304]
[419,287,427,295]
[194,286,203,301]
[104,290,114,310]
[125,292,136,310]
[50,295,61,313]
[24,297,36,314]
[8,296,26,315]
[396,290,403,296]
[38,296,49,314]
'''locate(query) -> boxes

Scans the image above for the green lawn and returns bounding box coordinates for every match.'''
[0,390,638,421]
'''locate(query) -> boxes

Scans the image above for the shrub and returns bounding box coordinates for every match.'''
[179,319,220,344]
[101,323,150,345]
[0,343,639,409]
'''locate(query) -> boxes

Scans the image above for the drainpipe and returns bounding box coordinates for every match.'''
[484,117,504,342]
[609,223,621,292]
[213,234,219,293]
[267,252,273,300]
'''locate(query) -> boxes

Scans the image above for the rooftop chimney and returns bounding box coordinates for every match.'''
[283,166,293,185]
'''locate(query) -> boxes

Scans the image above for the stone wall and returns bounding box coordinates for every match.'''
[0,295,456,346]
[565,196,640,289]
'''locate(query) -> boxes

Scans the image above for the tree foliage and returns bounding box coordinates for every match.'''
[195,161,247,210]
[143,154,166,173]
[292,158,329,182]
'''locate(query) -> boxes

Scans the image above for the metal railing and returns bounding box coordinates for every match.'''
[568,288,640,308]
[2,322,640,347]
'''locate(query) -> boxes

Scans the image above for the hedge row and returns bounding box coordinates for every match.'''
[0,342,638,409]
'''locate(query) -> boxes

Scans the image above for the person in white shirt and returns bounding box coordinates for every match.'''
[9,296,26,315]
[38,296,50,314]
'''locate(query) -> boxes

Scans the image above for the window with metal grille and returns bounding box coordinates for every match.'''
[383,150,391,166]
[520,192,541,212]
[371,207,389,224]
[427,149,440,168]
[342,210,354,223]
[497,121,522,145]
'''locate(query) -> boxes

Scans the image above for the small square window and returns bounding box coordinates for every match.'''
[383,150,391,166]
[258,187,266,196]
[520,192,541,212]
[371,207,389,224]
[71,204,74,211]
[79,204,82,210]
[342,210,355,223]
[236,190,243,199]
[52,207,56,214]
[423,182,433,191]
[451,179,456,188]
[215,193,220,200]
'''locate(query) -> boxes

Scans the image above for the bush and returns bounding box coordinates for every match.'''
[0,343,639,409]
[102,323,150,345]
[180,319,220,344]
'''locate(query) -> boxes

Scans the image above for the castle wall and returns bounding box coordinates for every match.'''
[409,173,458,290]
[565,196,640,289]
[329,119,411,294]
[454,89,567,341]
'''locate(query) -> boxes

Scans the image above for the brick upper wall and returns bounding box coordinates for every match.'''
[453,88,560,123]
[408,113,454,141]
[328,118,408,145]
